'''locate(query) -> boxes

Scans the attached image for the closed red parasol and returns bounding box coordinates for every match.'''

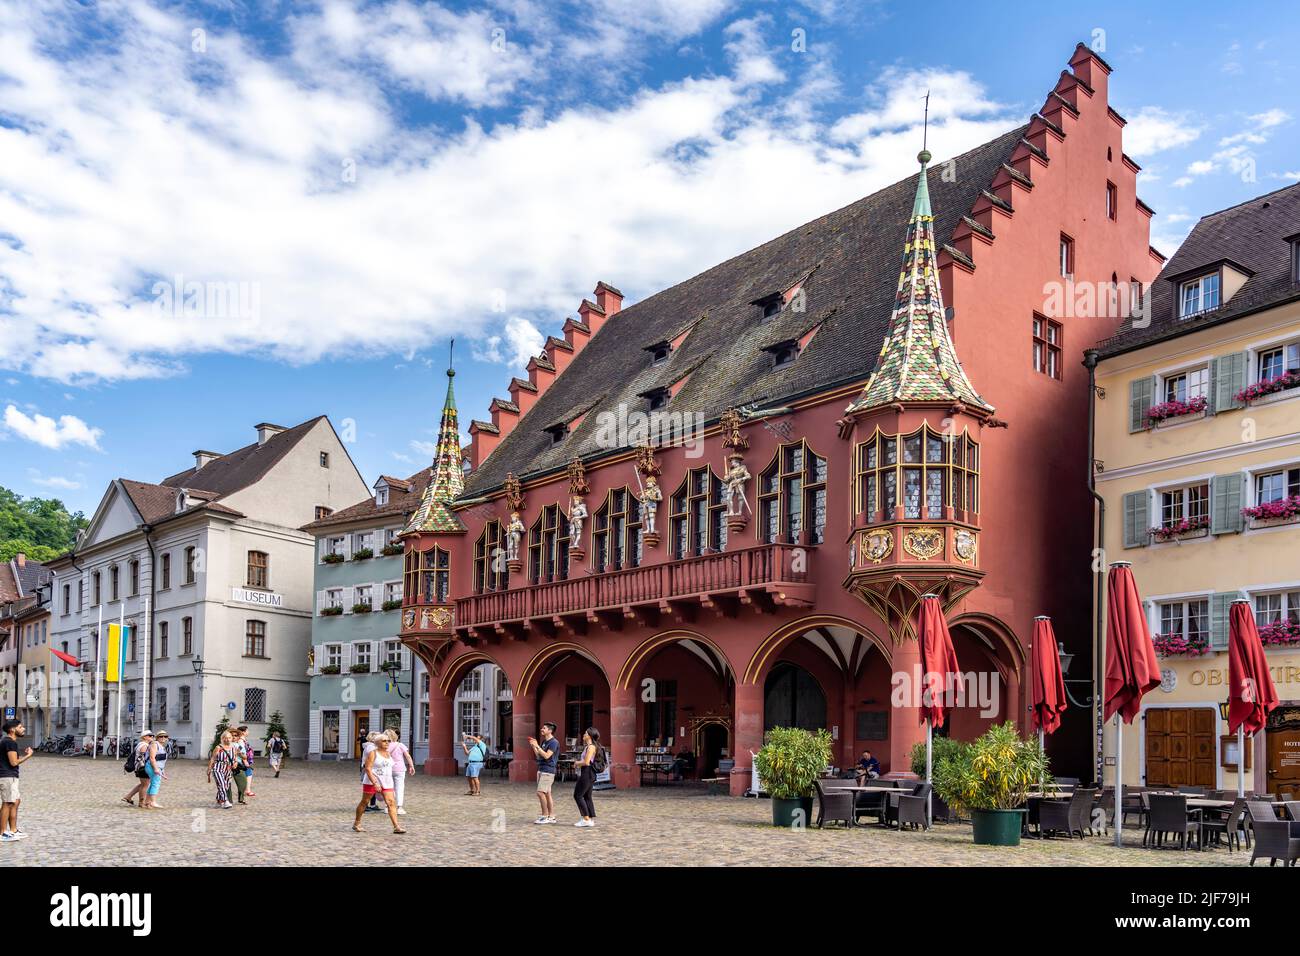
[1103,562,1161,724]
[1103,561,1162,846]
[917,594,960,828]
[1227,600,1280,797]
[1030,616,1067,736]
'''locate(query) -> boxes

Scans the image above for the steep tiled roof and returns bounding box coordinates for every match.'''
[9,558,52,596]
[160,417,326,494]
[404,368,467,534]
[301,467,433,532]
[120,479,244,526]
[1098,182,1300,357]
[848,153,992,413]
[0,564,18,603]
[463,125,1028,495]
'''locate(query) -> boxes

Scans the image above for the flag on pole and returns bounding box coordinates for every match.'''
[50,648,81,668]
[105,624,130,683]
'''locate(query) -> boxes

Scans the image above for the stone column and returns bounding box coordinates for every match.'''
[731,681,764,796]
[509,693,537,784]
[842,673,857,769]
[610,685,638,788]
[423,686,457,776]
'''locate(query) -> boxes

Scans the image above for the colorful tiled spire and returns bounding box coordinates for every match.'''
[847,150,992,414]
[403,360,467,534]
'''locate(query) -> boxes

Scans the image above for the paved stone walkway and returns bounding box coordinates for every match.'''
[0,756,1252,866]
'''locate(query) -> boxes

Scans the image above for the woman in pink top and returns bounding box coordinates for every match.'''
[385,729,415,816]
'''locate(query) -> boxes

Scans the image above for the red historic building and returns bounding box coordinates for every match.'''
[399,44,1164,794]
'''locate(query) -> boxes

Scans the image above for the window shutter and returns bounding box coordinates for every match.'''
[1210,473,1244,535]
[1129,376,1155,432]
[400,706,411,744]
[342,586,354,612]
[339,709,350,758]
[370,641,380,672]
[342,535,353,559]
[400,647,412,672]
[309,708,321,755]
[1213,352,1247,412]
[315,590,324,614]
[369,706,381,734]
[311,643,323,676]
[1122,491,1150,548]
[1210,593,1238,650]
[317,537,327,561]
[340,643,352,670]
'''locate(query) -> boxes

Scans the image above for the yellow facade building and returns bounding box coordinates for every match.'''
[1093,183,1300,796]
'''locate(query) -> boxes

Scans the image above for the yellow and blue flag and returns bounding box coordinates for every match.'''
[105,624,130,683]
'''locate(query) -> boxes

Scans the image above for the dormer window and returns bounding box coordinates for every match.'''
[645,388,670,411]
[375,486,389,506]
[545,423,568,445]
[650,343,671,365]
[1179,273,1220,318]
[773,343,799,368]
[759,296,783,321]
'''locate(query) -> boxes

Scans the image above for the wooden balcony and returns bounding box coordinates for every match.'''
[454,543,814,640]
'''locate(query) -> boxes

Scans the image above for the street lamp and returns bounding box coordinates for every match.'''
[1058,646,1093,708]
[191,655,205,690]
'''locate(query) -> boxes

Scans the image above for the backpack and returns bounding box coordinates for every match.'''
[591,746,608,774]
[124,745,143,774]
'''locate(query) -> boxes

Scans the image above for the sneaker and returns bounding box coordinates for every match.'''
[1,833,16,843]
[397,808,407,815]
[533,816,549,825]
[574,820,591,827]
[542,817,557,824]
[7,831,27,840]
[221,802,234,809]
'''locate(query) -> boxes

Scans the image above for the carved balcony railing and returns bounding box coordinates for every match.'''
[454,542,813,638]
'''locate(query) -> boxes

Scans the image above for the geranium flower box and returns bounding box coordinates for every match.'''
[1235,369,1300,405]
[1145,394,1208,427]
[1148,517,1210,542]
[1258,620,1300,648]
[1152,633,1211,658]
[1242,496,1300,528]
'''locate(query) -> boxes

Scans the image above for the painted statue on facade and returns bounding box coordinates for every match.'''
[506,511,525,562]
[722,454,751,517]
[639,476,662,535]
[568,496,588,541]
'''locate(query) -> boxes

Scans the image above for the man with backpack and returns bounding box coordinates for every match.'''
[266,730,288,778]
[1,718,33,843]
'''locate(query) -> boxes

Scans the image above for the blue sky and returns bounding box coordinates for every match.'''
[1,0,1296,518]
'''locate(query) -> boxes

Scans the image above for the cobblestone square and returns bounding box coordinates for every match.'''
[0,757,1254,867]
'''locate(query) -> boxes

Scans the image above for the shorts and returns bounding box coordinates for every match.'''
[362,785,394,796]
[466,762,483,778]
[135,769,151,780]
[536,771,555,794]
[0,778,18,803]
[269,754,283,768]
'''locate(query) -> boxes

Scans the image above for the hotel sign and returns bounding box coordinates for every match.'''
[231,587,284,608]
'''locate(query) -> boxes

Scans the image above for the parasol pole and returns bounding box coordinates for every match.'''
[925,718,933,829]
[1113,712,1123,847]
[1237,724,1246,798]
[93,605,102,759]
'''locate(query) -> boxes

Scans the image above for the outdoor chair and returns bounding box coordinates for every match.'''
[891,782,931,831]
[1202,799,1249,853]
[1147,794,1202,851]
[1246,800,1280,826]
[1249,819,1300,866]
[1039,788,1096,840]
[1282,802,1300,822]
[1129,791,1152,843]
[1092,789,1115,834]
[813,780,855,830]
[1176,785,1206,796]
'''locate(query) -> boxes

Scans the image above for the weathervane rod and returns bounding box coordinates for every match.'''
[449,337,455,371]
[922,90,930,153]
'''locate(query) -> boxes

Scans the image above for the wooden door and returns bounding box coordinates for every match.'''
[1267,728,1300,798]
[352,711,370,759]
[1145,708,1215,788]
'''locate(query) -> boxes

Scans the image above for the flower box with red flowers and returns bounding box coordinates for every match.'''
[1241,495,1300,527]
[1258,620,1300,647]
[1148,516,1210,541]
[1152,633,1211,658]
[1235,369,1300,404]
[1145,395,1208,427]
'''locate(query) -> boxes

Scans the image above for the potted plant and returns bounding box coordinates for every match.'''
[1152,632,1211,657]
[381,599,402,612]
[932,722,1049,847]
[1147,515,1209,541]
[320,605,343,617]
[1259,619,1300,647]
[320,664,341,675]
[1236,368,1300,404]
[348,662,370,674]
[380,543,403,557]
[1144,394,1207,427]
[909,736,969,822]
[753,726,833,828]
[352,601,373,614]
[1241,495,1300,526]
[351,547,374,561]
[322,552,345,564]
[262,710,291,759]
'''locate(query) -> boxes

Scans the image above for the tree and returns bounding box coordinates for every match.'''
[210,712,232,755]
[0,486,87,561]
[263,710,290,757]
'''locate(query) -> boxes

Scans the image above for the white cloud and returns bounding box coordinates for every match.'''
[28,471,81,491]
[1122,107,1203,158]
[3,405,103,450]
[0,1,1027,386]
